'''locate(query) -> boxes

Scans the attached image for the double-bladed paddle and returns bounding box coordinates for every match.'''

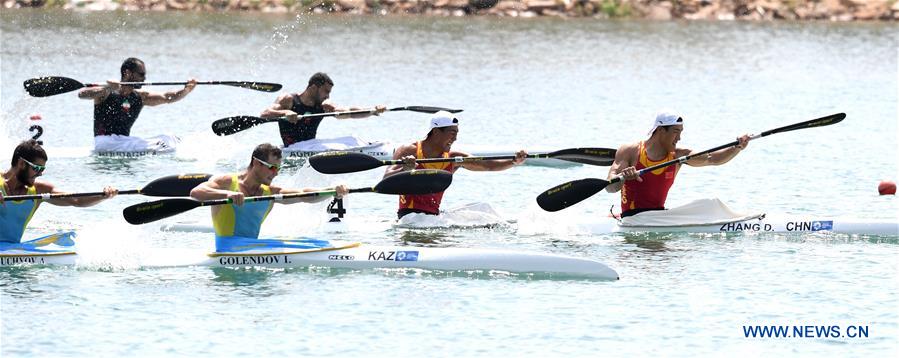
[210,106,464,136]
[536,113,847,212]
[2,173,211,201]
[122,169,453,225]
[23,76,282,97]
[308,147,618,174]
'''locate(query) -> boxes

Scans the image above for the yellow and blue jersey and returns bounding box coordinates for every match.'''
[0,177,39,243]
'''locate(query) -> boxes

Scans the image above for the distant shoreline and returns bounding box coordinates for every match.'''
[4,1,898,21]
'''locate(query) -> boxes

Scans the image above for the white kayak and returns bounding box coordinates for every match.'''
[44,134,180,158]
[563,199,899,236]
[0,232,78,266]
[571,216,899,235]
[140,242,618,279]
[280,136,578,168]
[0,235,617,279]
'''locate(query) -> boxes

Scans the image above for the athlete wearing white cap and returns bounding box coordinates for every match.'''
[605,110,750,217]
[384,111,527,219]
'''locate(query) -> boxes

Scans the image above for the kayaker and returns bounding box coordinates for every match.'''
[606,110,750,217]
[189,143,349,252]
[385,111,527,219]
[1,140,118,243]
[78,57,197,153]
[259,72,387,147]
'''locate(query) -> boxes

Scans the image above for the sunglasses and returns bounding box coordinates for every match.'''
[253,157,281,172]
[21,158,46,173]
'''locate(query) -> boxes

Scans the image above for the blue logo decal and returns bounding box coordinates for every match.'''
[395,251,419,261]
[811,221,833,231]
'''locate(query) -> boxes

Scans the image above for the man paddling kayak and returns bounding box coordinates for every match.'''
[78,57,197,153]
[385,111,526,219]
[260,72,387,147]
[606,110,750,217]
[189,143,349,252]
[1,140,118,243]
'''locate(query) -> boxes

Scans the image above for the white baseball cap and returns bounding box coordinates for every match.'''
[429,111,460,130]
[648,110,684,136]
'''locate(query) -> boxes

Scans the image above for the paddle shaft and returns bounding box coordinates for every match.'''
[193,188,377,207]
[383,154,540,166]
[115,81,271,87]
[378,148,617,166]
[268,106,461,122]
[3,190,137,201]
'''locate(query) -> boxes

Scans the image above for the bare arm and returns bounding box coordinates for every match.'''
[605,143,639,193]
[77,86,111,103]
[384,144,418,178]
[270,185,349,204]
[261,94,297,119]
[331,103,387,119]
[684,135,750,167]
[141,78,197,106]
[39,181,118,207]
[458,150,527,171]
[190,175,245,205]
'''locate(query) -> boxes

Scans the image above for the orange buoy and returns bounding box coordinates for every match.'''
[878,181,896,195]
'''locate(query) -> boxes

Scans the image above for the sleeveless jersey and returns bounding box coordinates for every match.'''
[0,177,39,243]
[397,141,456,215]
[620,141,678,214]
[279,94,325,146]
[212,174,274,239]
[94,91,143,136]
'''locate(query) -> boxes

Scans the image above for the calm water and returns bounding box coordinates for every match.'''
[2,9,898,356]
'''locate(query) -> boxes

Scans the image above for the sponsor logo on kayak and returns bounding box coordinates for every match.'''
[218,255,292,266]
[328,255,355,261]
[786,220,833,232]
[95,151,156,158]
[0,256,45,265]
[287,150,389,159]
[367,251,419,262]
[720,222,773,232]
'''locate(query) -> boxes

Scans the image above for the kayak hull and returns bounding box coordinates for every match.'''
[1,240,618,279]
[163,216,899,236]
[0,251,77,266]
[0,232,78,266]
[144,243,618,279]
[576,216,899,236]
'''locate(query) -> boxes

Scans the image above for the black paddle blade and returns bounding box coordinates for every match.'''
[309,152,384,174]
[140,173,211,197]
[375,169,453,195]
[123,198,201,225]
[549,147,617,166]
[24,76,85,97]
[223,81,283,92]
[394,106,464,114]
[536,178,609,212]
[762,113,845,136]
[211,116,272,136]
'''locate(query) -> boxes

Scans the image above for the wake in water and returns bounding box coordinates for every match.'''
[395,202,511,229]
